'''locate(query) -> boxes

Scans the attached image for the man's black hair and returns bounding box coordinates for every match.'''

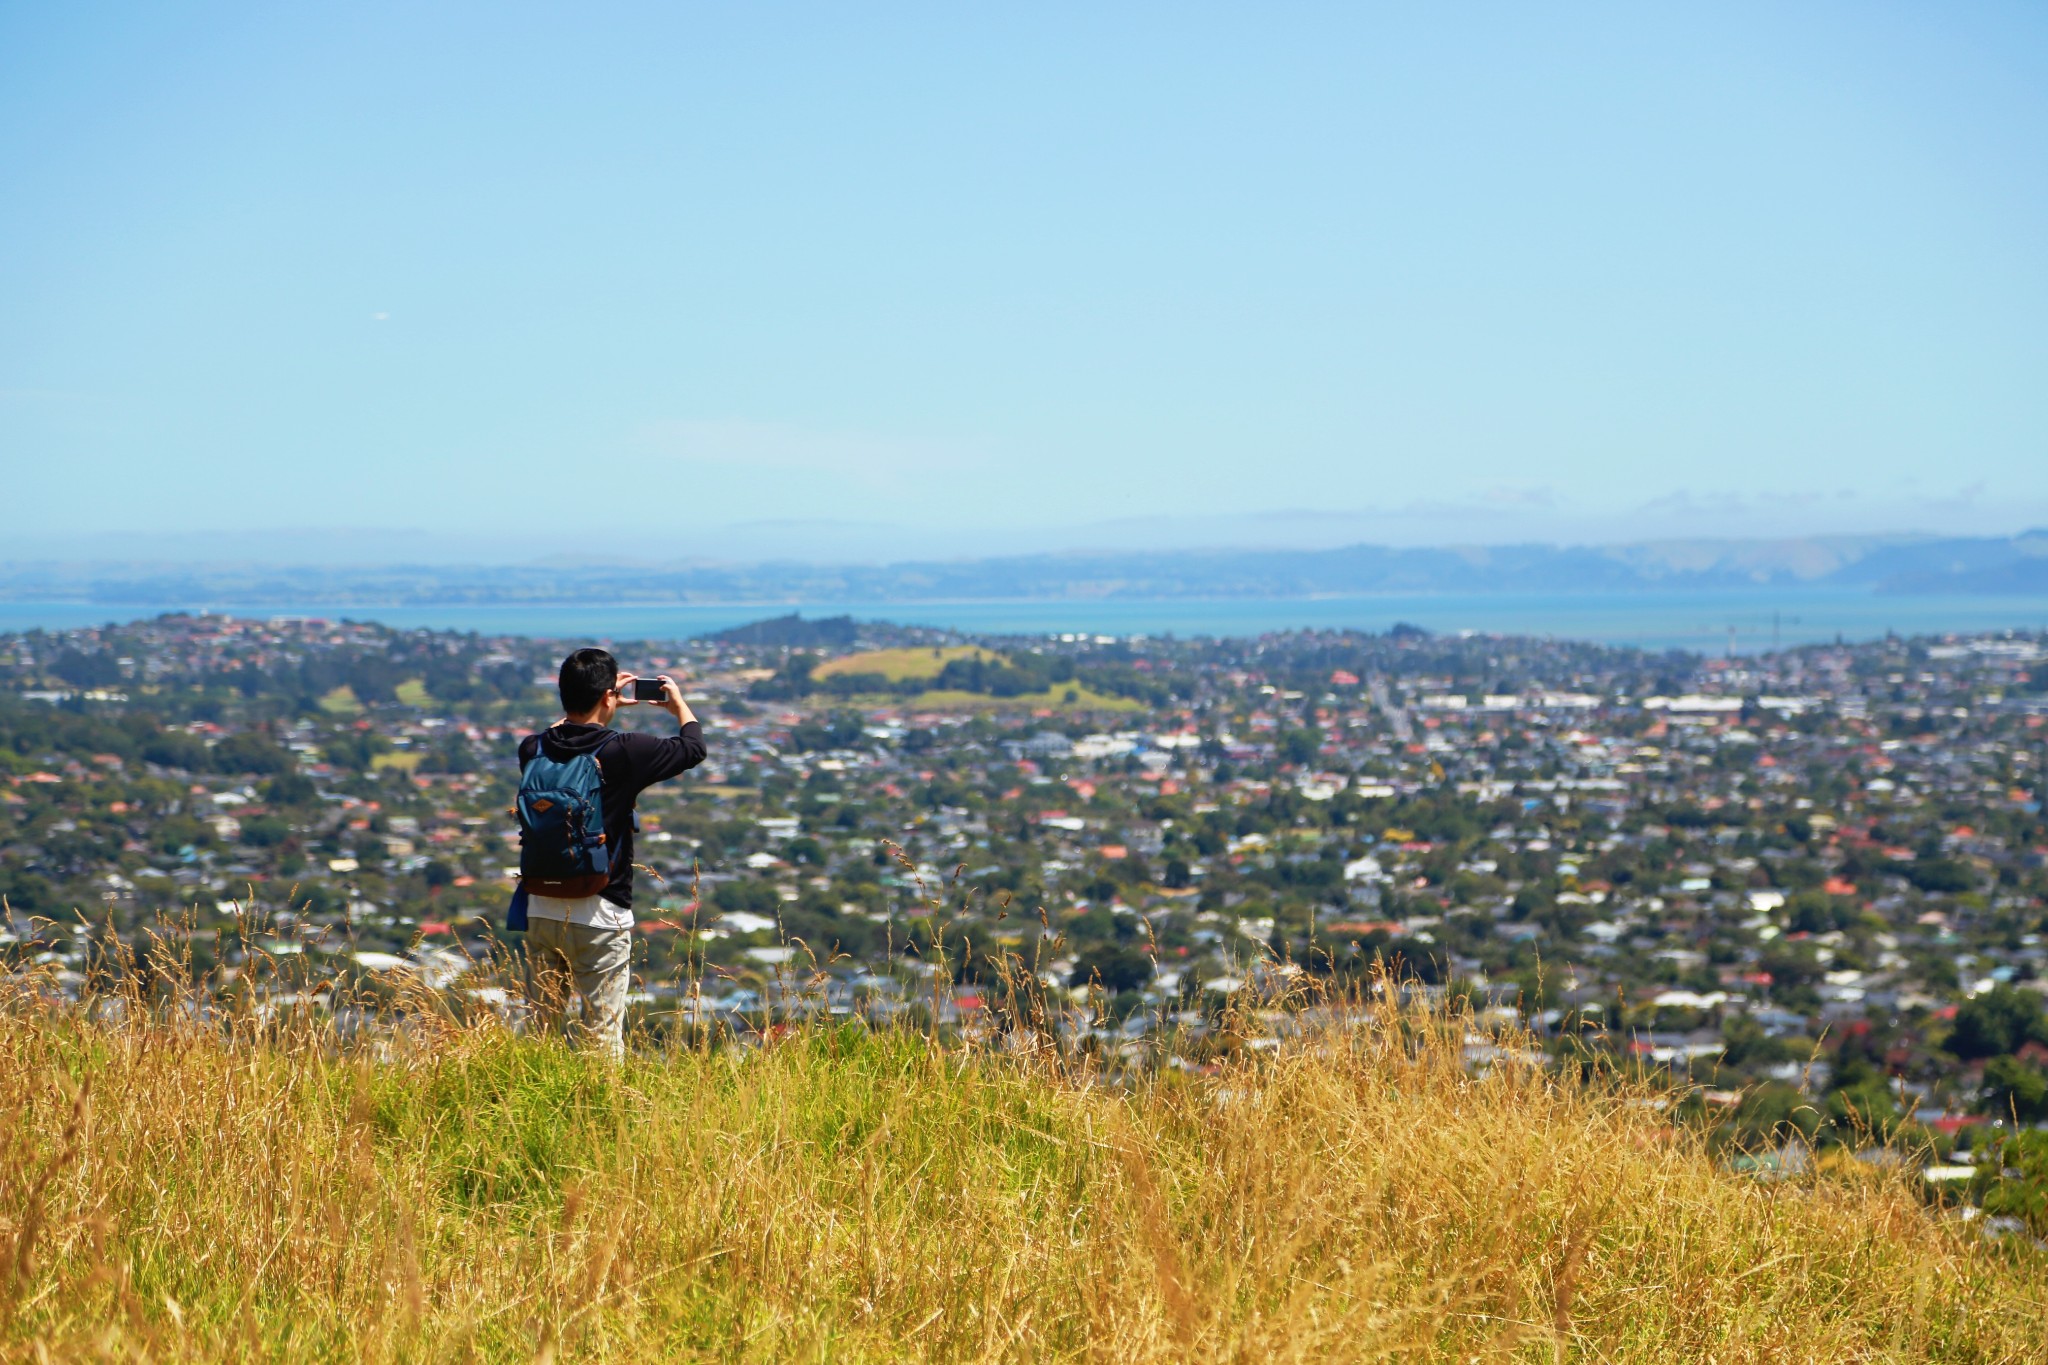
[559,647,619,715]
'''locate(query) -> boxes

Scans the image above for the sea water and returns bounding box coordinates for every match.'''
[3,589,2047,652]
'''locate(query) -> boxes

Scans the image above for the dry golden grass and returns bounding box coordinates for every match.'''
[1,985,2044,1362]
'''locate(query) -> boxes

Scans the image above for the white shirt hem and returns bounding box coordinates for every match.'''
[525,893,634,931]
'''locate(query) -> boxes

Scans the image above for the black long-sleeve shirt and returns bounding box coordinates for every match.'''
[517,719,705,909]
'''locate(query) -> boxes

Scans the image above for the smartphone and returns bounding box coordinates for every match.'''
[631,677,669,702]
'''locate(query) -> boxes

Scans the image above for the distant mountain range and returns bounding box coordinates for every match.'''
[3,531,2046,607]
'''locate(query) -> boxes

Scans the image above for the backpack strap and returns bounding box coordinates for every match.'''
[529,724,613,778]
[591,726,626,780]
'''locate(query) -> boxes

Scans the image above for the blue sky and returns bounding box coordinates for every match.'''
[3,3,2045,560]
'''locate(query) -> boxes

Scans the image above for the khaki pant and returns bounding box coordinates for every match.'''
[524,918,632,1060]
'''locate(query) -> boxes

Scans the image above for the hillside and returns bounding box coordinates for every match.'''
[1,992,2042,1361]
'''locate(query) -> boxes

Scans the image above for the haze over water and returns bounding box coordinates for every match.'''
[6,589,2048,654]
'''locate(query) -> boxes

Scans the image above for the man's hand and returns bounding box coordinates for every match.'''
[656,675,696,725]
[616,672,695,724]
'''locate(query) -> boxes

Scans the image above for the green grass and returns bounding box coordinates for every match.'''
[394,678,433,707]
[810,645,999,681]
[807,646,1142,710]
[316,684,362,715]
[2,997,2044,1361]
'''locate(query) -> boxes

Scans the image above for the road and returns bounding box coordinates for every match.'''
[1367,675,1413,742]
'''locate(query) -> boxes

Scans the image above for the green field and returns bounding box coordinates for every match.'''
[316,684,362,715]
[808,646,1139,710]
[810,644,1000,681]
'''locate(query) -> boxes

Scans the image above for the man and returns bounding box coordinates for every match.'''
[517,647,706,1058]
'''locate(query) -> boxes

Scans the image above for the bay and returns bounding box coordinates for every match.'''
[4,588,2048,652]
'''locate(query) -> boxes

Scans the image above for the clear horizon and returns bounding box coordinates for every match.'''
[4,4,2046,548]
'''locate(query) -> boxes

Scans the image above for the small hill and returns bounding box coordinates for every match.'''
[704,612,860,647]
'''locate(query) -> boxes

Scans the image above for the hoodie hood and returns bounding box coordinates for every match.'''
[539,721,617,760]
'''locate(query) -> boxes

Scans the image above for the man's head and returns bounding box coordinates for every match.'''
[558,647,620,722]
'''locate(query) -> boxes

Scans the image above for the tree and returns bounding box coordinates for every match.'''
[1825,1077,1902,1142]
[1278,728,1321,767]
[1786,890,1853,935]
[213,733,295,775]
[240,815,291,848]
[747,652,819,701]
[1947,985,2048,1060]
[715,880,782,918]
[1070,945,1153,994]
[263,772,318,806]
[324,729,390,772]
[1985,1055,2048,1122]
[1908,857,1975,894]
[51,648,121,687]
[142,731,211,771]
[1720,1012,1798,1070]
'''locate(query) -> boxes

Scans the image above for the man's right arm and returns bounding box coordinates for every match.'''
[611,674,706,787]
[620,722,706,787]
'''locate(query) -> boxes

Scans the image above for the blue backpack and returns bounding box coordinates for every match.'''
[514,736,613,911]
